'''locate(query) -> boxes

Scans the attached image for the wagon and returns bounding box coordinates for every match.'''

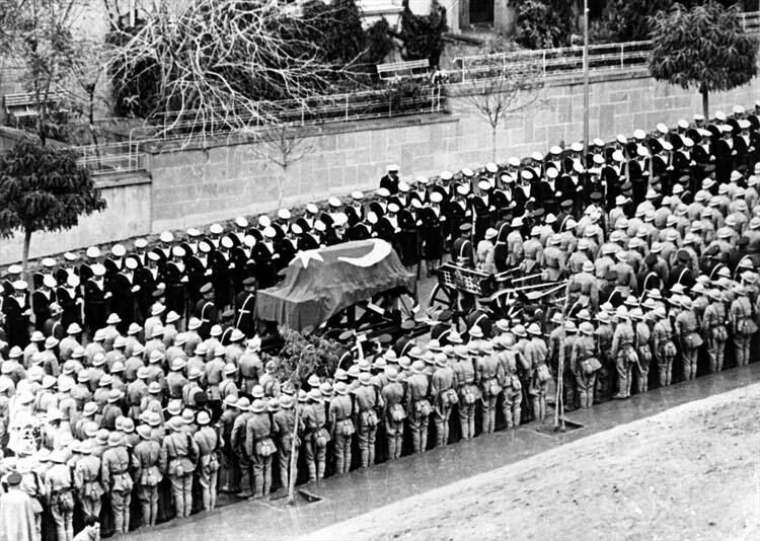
[255,239,427,348]
[427,262,568,322]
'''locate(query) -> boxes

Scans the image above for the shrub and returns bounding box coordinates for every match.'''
[512,0,574,49]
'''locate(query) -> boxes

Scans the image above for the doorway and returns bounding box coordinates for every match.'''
[469,0,494,24]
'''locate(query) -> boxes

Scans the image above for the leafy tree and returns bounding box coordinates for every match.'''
[594,0,673,42]
[301,0,366,68]
[399,0,448,68]
[649,1,758,118]
[512,0,574,49]
[0,139,106,277]
[365,18,395,65]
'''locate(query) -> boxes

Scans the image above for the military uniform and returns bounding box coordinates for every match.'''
[245,401,276,497]
[46,453,75,541]
[381,370,405,460]
[429,355,455,446]
[406,363,430,453]
[453,349,478,440]
[131,428,162,527]
[101,433,134,534]
[730,291,755,367]
[702,294,728,373]
[328,384,354,474]
[194,414,220,510]
[611,315,636,399]
[160,418,199,518]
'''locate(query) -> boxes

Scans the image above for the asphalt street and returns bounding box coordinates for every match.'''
[124,361,760,541]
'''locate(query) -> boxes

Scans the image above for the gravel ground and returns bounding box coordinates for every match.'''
[299,383,760,541]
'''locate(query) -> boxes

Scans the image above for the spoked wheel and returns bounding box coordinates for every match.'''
[427,282,454,312]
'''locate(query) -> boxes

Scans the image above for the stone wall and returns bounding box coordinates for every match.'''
[0,172,152,266]
[148,74,760,233]
[4,72,760,264]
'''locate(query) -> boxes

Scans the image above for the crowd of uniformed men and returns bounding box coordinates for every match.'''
[2,102,760,539]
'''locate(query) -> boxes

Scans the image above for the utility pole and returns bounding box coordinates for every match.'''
[582,0,589,157]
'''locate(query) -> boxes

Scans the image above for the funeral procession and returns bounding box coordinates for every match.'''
[1,0,760,540]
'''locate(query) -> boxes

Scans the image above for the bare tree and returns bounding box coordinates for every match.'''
[245,123,315,209]
[3,0,91,145]
[464,62,544,161]
[107,0,340,139]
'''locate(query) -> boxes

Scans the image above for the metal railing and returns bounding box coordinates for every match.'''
[73,141,146,175]
[449,40,651,84]
[450,10,760,84]
[69,9,760,174]
[148,87,445,139]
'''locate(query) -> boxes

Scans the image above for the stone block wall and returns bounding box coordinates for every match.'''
[148,74,760,233]
[4,72,760,264]
[0,173,151,266]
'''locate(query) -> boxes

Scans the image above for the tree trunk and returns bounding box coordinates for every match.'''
[701,85,709,121]
[287,400,301,505]
[491,125,497,162]
[21,228,32,284]
[279,165,287,209]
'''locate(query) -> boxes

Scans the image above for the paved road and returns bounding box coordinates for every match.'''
[125,362,760,541]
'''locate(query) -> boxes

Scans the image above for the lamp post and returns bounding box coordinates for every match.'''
[582,0,589,157]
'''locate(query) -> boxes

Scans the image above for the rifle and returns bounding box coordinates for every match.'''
[554,304,568,432]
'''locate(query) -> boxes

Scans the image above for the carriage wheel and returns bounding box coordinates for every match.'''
[427,283,453,311]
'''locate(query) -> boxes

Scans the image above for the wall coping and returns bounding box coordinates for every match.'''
[144,112,458,155]
[94,169,152,190]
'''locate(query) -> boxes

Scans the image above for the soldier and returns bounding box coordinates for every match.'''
[246,399,276,498]
[131,424,163,526]
[302,389,329,482]
[429,351,455,447]
[328,381,354,474]
[572,321,599,409]
[235,277,257,338]
[633,309,653,394]
[217,395,240,493]
[652,306,676,387]
[729,285,755,367]
[453,344,478,440]
[352,372,380,468]
[47,449,75,541]
[611,307,637,399]
[84,264,109,335]
[101,431,133,534]
[525,323,550,421]
[676,297,701,380]
[230,396,253,497]
[702,289,728,373]
[496,332,523,428]
[272,393,300,489]
[160,416,199,518]
[194,410,220,510]
[475,337,500,434]
[380,366,405,460]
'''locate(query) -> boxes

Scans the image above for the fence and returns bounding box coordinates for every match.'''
[69,9,760,173]
[449,40,651,85]
[132,86,445,142]
[73,141,146,176]
[450,10,760,84]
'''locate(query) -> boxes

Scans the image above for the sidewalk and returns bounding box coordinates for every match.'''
[129,362,760,541]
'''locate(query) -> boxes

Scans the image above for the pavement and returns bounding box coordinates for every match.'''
[125,361,760,541]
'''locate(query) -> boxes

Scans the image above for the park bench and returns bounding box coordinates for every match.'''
[376,58,431,81]
[3,91,67,126]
